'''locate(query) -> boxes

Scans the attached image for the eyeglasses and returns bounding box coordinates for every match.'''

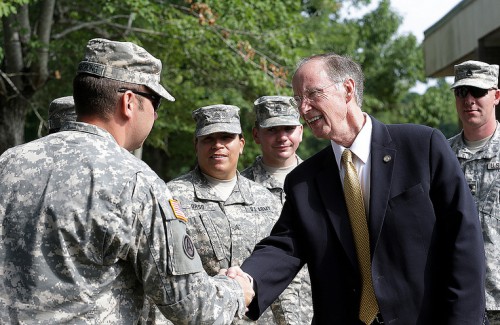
[454,86,495,99]
[117,88,161,111]
[291,82,340,107]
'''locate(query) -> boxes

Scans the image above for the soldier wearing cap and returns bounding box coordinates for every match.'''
[242,96,304,204]
[47,95,76,134]
[165,104,292,324]
[0,38,253,324]
[240,96,312,325]
[449,60,500,324]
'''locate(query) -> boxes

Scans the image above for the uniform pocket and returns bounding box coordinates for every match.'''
[479,182,500,224]
[198,211,227,261]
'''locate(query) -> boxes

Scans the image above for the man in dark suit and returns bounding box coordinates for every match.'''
[225,53,487,324]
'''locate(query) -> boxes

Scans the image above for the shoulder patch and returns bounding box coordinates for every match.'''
[169,199,188,222]
[183,235,196,259]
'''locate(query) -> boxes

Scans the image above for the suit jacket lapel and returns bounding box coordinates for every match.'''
[316,146,359,269]
[368,117,396,255]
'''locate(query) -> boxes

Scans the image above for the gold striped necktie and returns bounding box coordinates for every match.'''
[342,149,379,324]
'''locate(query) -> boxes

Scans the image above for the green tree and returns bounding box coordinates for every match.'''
[1,0,460,181]
[398,79,459,138]
[347,0,425,116]
[1,0,312,179]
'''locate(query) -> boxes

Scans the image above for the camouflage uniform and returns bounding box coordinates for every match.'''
[241,155,303,205]
[241,157,313,325]
[0,36,246,324]
[449,125,500,314]
[0,122,246,324]
[150,104,293,324]
[241,96,313,325]
[449,60,500,324]
[167,166,290,324]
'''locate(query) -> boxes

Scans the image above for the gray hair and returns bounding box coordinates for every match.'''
[295,53,364,107]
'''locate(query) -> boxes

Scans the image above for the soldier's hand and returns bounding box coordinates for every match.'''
[220,266,247,279]
[220,267,255,307]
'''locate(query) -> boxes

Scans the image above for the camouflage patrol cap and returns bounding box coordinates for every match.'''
[254,95,301,128]
[451,60,499,89]
[192,105,242,137]
[48,96,77,131]
[77,38,175,101]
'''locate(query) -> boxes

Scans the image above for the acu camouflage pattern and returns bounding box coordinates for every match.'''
[48,96,76,132]
[164,166,299,324]
[451,60,499,90]
[241,155,302,205]
[192,104,242,137]
[241,155,313,325]
[77,38,175,101]
[0,122,245,324]
[253,96,302,128]
[449,124,500,311]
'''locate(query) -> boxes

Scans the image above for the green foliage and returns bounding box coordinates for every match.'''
[3,0,461,180]
[0,0,30,18]
[354,0,425,114]
[397,79,460,137]
[299,0,426,117]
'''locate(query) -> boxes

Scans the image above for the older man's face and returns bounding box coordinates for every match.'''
[292,59,349,141]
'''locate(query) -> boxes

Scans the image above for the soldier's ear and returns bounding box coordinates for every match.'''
[252,127,261,144]
[239,136,245,155]
[119,90,134,119]
[494,88,500,105]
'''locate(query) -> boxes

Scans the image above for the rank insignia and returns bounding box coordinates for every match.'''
[169,199,188,222]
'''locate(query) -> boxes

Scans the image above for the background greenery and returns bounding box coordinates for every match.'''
[0,0,459,181]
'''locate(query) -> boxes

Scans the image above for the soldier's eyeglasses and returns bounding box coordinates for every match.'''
[117,88,161,111]
[454,86,494,99]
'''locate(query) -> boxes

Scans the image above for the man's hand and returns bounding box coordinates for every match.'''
[219,266,250,279]
[220,267,255,307]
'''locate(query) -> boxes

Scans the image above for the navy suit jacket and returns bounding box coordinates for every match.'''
[242,117,486,324]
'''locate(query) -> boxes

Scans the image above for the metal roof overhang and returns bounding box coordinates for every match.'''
[423,0,500,77]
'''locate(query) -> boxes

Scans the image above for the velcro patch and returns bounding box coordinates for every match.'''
[169,199,188,222]
[183,235,196,259]
[488,162,500,170]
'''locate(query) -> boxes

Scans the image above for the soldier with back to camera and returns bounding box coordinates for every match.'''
[0,38,253,324]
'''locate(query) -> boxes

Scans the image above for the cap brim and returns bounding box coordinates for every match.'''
[450,79,495,90]
[196,124,242,137]
[149,83,175,102]
[259,117,302,128]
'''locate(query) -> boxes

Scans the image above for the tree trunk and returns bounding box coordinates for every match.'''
[0,1,55,155]
[0,96,28,154]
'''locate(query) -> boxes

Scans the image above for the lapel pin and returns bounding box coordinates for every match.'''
[383,155,392,163]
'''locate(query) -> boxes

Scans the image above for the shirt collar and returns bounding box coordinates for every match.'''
[331,113,372,166]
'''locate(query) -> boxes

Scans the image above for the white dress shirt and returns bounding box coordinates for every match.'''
[331,113,373,215]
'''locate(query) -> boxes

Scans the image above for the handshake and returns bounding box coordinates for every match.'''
[219,266,255,307]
